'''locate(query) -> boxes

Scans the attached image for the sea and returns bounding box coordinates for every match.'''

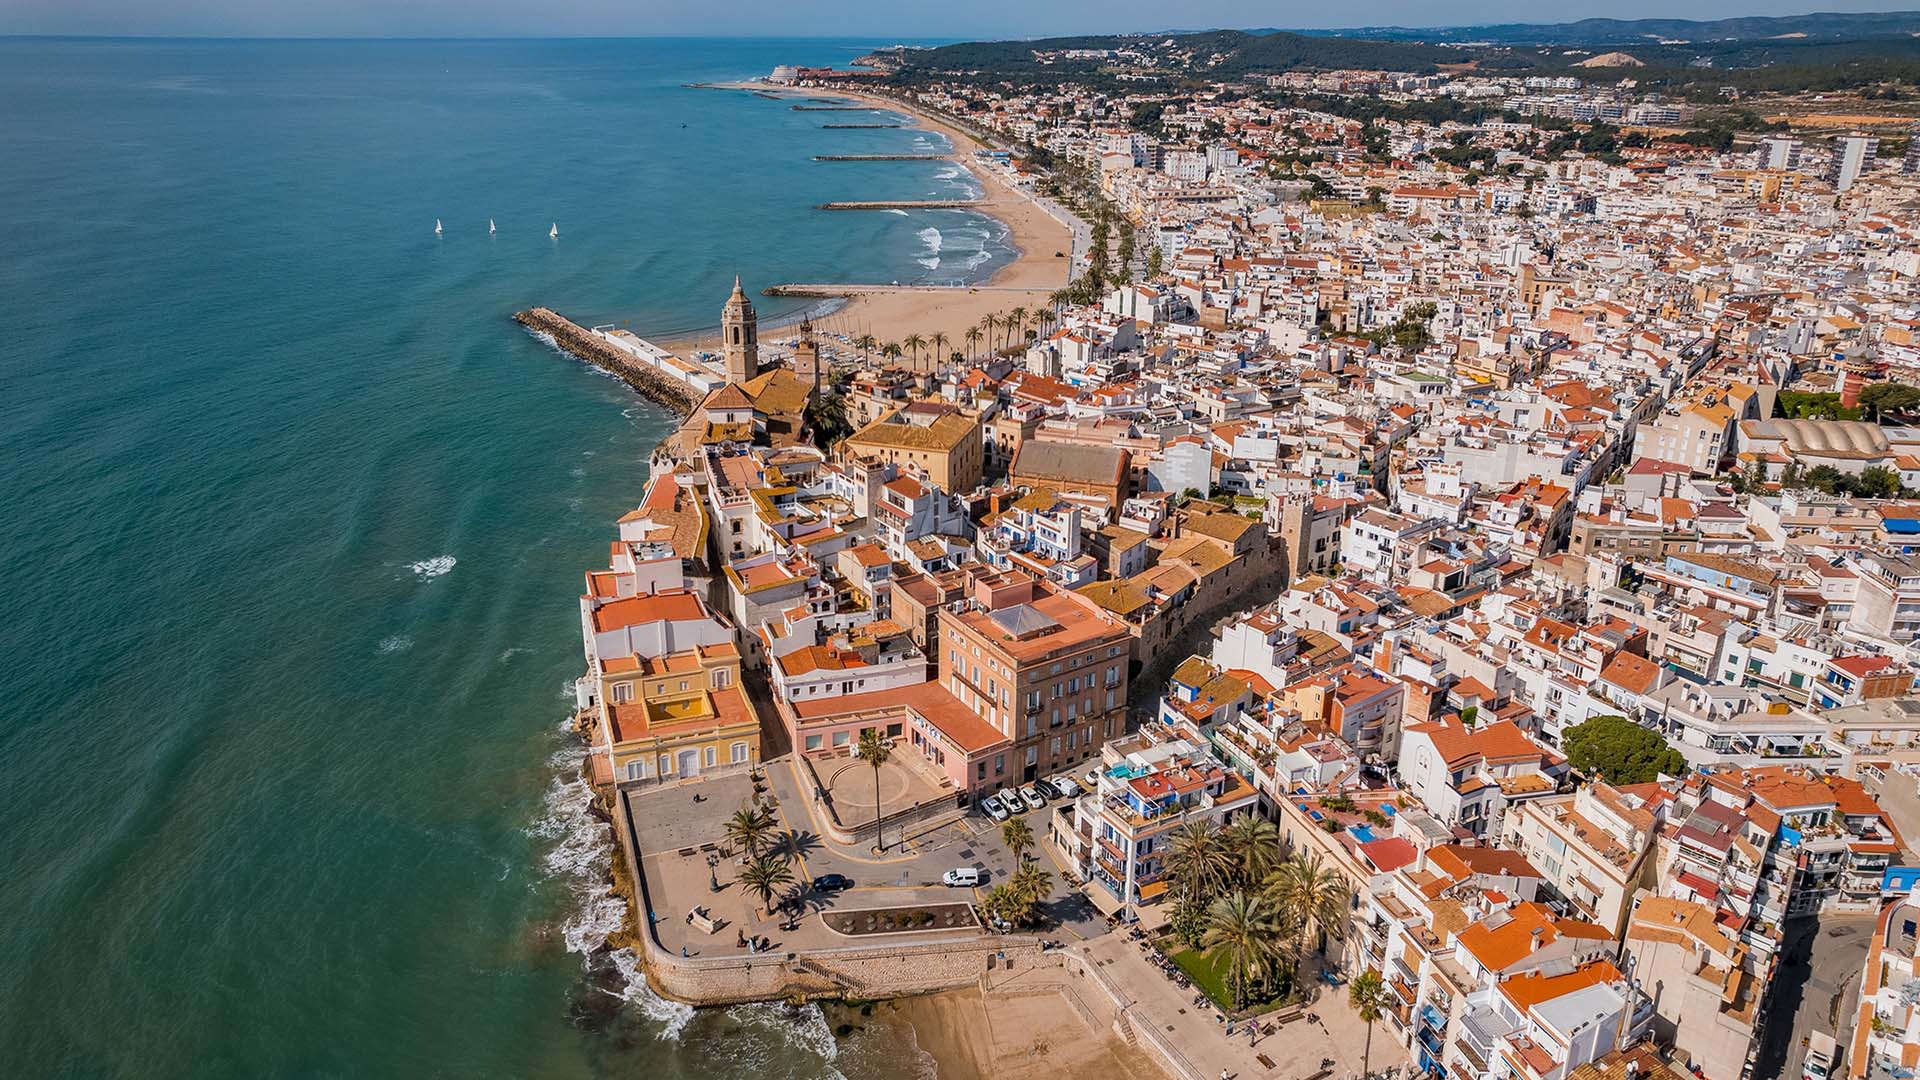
[0,36,1000,1078]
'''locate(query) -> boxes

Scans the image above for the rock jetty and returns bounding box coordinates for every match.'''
[513,307,699,417]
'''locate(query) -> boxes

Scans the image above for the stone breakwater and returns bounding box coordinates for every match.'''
[514,307,698,417]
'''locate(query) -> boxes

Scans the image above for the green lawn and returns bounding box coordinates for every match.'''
[1167,947,1291,1014]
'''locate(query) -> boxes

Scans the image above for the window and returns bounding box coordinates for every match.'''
[680,680,689,692]
[832,731,851,748]
[730,742,749,764]
[704,746,717,767]
[610,683,633,704]
[626,761,645,781]
[659,754,672,775]
[711,668,731,689]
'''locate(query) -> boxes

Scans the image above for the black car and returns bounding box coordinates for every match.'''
[811,873,853,892]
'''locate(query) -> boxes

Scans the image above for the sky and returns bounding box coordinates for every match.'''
[1,0,1915,39]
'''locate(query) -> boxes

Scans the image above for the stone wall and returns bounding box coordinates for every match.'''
[513,307,700,416]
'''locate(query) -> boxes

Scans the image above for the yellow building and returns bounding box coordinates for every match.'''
[842,404,983,494]
[593,641,760,786]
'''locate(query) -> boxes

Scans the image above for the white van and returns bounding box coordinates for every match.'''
[942,867,981,887]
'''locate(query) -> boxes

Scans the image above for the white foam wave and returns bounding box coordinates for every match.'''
[608,948,696,1039]
[917,226,943,254]
[409,555,457,579]
[376,634,414,655]
[727,1001,840,1061]
[884,208,908,217]
[499,646,532,663]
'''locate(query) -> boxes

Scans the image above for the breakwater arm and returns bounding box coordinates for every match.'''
[813,154,947,161]
[513,308,699,417]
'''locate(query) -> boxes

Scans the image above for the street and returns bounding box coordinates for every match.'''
[1754,914,1874,1080]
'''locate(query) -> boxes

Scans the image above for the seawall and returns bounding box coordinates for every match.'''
[513,307,699,417]
[613,787,1040,1006]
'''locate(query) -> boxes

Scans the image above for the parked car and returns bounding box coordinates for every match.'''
[1082,767,1103,789]
[1018,784,1047,811]
[942,867,982,887]
[1047,775,1082,798]
[981,794,1010,821]
[811,873,853,892]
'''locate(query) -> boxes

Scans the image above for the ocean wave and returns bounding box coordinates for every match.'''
[499,646,532,663]
[916,226,942,255]
[726,1001,839,1062]
[409,555,457,579]
[884,208,908,217]
[608,949,696,1039]
[376,634,414,655]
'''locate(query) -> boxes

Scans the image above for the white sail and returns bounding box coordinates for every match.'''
[549,222,558,238]
[488,218,496,235]
[434,218,443,235]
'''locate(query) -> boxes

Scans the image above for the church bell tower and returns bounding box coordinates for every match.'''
[722,276,758,384]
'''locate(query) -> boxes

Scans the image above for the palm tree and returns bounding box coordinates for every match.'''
[1166,820,1234,903]
[981,313,1002,354]
[880,341,903,365]
[1349,969,1387,1078]
[964,324,983,358]
[856,729,892,852]
[1007,307,1028,345]
[902,332,927,371]
[1264,851,1350,983]
[724,807,775,858]
[1009,861,1053,909]
[1225,814,1283,886]
[930,331,949,367]
[1202,890,1282,1011]
[1000,816,1034,863]
[854,333,876,363]
[739,853,795,915]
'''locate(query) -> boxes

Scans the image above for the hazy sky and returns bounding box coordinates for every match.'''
[2,0,1914,39]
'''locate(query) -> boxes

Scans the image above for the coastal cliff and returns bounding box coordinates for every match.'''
[514,307,700,417]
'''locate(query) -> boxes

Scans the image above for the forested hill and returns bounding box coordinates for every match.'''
[1288,10,1920,45]
[896,30,1467,77]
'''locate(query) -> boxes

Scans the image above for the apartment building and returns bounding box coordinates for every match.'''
[937,568,1133,785]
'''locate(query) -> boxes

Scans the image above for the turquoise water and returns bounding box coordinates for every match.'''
[0,37,982,1077]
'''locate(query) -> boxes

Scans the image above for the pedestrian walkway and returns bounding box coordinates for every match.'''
[1073,936,1412,1080]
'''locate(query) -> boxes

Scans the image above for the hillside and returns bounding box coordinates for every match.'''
[1293,10,1920,45]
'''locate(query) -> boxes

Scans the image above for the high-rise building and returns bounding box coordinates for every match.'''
[721,276,758,384]
[1829,133,1878,191]
[1756,135,1801,171]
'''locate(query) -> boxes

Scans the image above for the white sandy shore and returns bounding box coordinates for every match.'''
[661,81,1078,364]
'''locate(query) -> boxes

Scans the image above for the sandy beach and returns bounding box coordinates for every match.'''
[660,81,1078,362]
[845,984,1165,1080]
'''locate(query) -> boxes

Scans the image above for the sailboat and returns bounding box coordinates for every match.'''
[549,222,559,239]
[488,218,496,235]
[434,218,443,236]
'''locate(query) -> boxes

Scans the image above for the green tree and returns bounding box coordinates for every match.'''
[1349,970,1388,1079]
[1563,715,1686,785]
[805,393,851,450]
[1145,245,1164,279]
[856,729,893,852]
[854,333,876,363]
[739,853,795,915]
[1860,382,1920,422]
[1857,465,1902,499]
[1264,851,1349,982]
[1000,816,1034,863]
[1167,819,1234,903]
[1009,861,1053,909]
[1117,228,1136,282]
[902,333,927,370]
[1806,465,1845,494]
[1202,891,1283,1011]
[1225,814,1284,886]
[1169,896,1208,948]
[724,806,776,857]
[880,341,903,364]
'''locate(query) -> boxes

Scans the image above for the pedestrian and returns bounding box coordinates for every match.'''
[681,945,687,958]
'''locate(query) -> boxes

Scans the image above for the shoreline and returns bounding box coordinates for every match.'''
[660,80,1077,361]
